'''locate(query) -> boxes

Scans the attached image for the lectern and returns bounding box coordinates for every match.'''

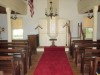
[49,39,57,46]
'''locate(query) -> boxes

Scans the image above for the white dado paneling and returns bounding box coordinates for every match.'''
[39,34,51,46]
[39,34,67,46]
[55,33,66,46]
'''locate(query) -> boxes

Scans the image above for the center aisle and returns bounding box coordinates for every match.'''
[33,46,74,75]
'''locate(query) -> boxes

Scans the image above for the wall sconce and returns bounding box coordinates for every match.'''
[0,26,5,40]
[45,0,58,19]
[0,27,5,32]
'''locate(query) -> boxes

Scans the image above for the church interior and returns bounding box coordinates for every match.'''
[0,0,100,75]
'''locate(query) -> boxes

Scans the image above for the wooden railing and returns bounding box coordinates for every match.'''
[63,21,72,47]
[67,25,72,47]
[78,23,85,40]
[67,24,72,56]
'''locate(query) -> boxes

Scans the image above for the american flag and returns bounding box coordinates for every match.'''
[28,0,34,17]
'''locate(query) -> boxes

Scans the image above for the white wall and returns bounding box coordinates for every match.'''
[0,14,7,40]
[0,0,87,40]
[23,0,47,39]
[59,0,84,37]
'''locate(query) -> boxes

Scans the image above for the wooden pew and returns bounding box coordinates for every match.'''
[71,40,100,58]
[0,48,26,75]
[12,40,28,43]
[0,40,33,68]
[0,40,32,67]
[71,40,93,58]
[0,39,34,68]
[81,49,100,75]
[0,40,28,43]
[0,42,30,69]
[0,56,20,75]
[74,43,100,67]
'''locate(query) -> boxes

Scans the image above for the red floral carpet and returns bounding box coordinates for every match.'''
[33,46,74,75]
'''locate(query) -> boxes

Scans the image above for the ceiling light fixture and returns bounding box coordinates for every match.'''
[87,11,93,19]
[11,12,17,20]
[45,0,58,19]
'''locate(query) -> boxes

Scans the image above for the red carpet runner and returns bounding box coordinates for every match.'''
[33,46,74,75]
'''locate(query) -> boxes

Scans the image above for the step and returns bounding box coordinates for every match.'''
[36,46,69,52]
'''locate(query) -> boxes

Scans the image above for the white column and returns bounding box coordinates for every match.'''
[93,6,98,42]
[6,8,12,42]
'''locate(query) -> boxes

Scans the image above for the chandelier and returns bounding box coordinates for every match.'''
[45,0,58,19]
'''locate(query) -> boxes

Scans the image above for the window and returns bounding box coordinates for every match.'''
[11,18,23,39]
[47,17,58,39]
[12,29,23,39]
[83,17,93,39]
[84,28,93,39]
[50,17,56,33]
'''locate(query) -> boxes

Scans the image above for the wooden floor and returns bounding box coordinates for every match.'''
[26,51,82,75]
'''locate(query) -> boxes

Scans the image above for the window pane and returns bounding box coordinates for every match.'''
[12,29,23,39]
[84,28,93,39]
